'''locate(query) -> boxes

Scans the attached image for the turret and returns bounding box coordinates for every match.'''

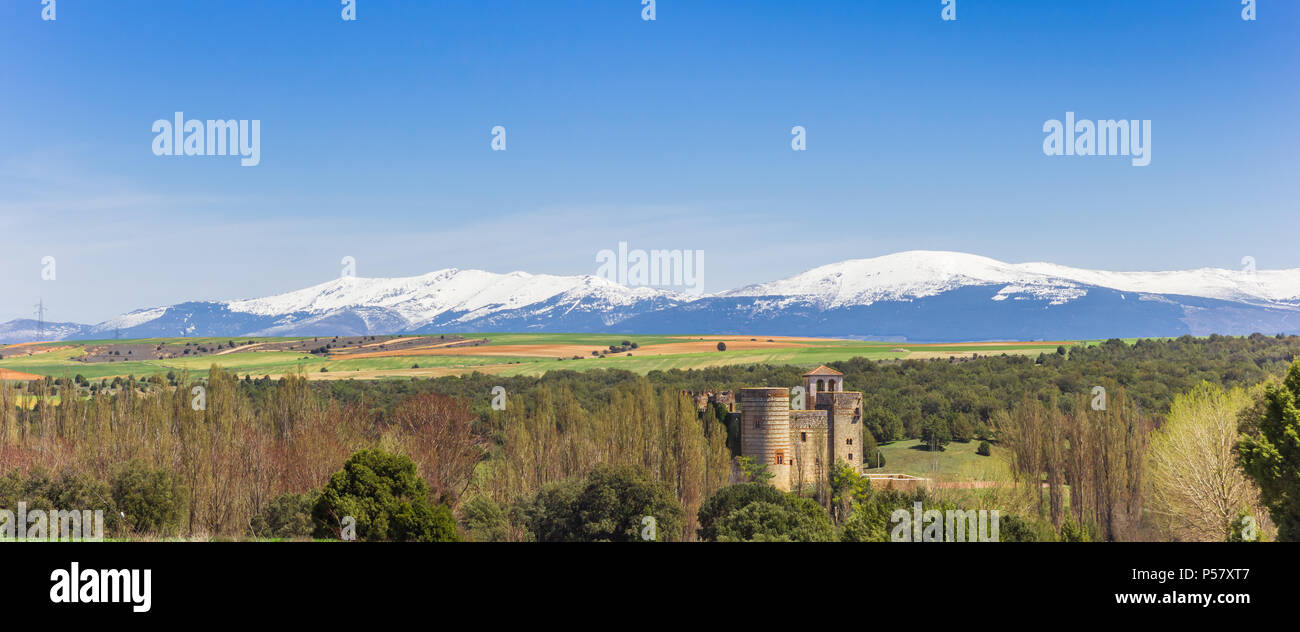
[739,387,793,491]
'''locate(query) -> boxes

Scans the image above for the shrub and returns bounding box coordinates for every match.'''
[1058,516,1096,542]
[111,461,185,536]
[250,491,318,539]
[311,449,459,542]
[461,495,513,542]
[976,441,992,456]
[997,514,1055,542]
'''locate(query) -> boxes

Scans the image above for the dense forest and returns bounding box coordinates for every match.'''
[1,334,1297,542]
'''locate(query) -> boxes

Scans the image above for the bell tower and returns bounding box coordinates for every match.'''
[802,365,844,406]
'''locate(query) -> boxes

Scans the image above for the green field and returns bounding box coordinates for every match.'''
[869,439,1012,481]
[0,333,1081,381]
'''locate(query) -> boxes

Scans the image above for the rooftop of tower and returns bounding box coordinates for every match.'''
[803,365,843,377]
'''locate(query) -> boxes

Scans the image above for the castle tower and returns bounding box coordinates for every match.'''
[739,387,793,491]
[817,390,864,474]
[802,365,844,405]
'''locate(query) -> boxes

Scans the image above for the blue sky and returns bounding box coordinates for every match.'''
[2,0,1297,323]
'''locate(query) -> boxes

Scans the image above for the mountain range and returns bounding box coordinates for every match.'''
[5,251,1300,343]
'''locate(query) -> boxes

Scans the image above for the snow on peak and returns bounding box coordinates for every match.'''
[225,268,673,326]
[723,250,1300,307]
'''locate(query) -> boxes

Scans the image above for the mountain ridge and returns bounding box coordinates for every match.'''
[5,251,1299,343]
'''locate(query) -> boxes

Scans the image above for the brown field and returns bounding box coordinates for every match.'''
[326,338,492,359]
[0,344,74,357]
[0,368,42,381]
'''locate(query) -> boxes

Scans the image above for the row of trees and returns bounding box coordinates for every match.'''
[474,378,733,540]
[996,390,1149,541]
[0,368,478,539]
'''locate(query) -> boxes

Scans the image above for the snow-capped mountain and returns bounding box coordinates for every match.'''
[5,251,1300,343]
[724,251,1300,308]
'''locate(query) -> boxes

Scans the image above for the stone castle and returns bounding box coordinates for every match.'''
[738,366,863,491]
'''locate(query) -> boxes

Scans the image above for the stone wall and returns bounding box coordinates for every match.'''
[789,410,829,492]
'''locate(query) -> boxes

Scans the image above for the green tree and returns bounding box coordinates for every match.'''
[312,449,459,542]
[524,465,684,542]
[860,431,880,469]
[736,456,773,485]
[696,482,787,541]
[713,498,835,542]
[920,417,950,451]
[828,462,870,525]
[698,482,834,542]
[1238,361,1300,541]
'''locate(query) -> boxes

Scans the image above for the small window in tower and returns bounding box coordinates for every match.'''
[754,419,760,429]
[846,438,853,445]
[775,451,785,465]
[848,453,853,461]
[800,432,807,442]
